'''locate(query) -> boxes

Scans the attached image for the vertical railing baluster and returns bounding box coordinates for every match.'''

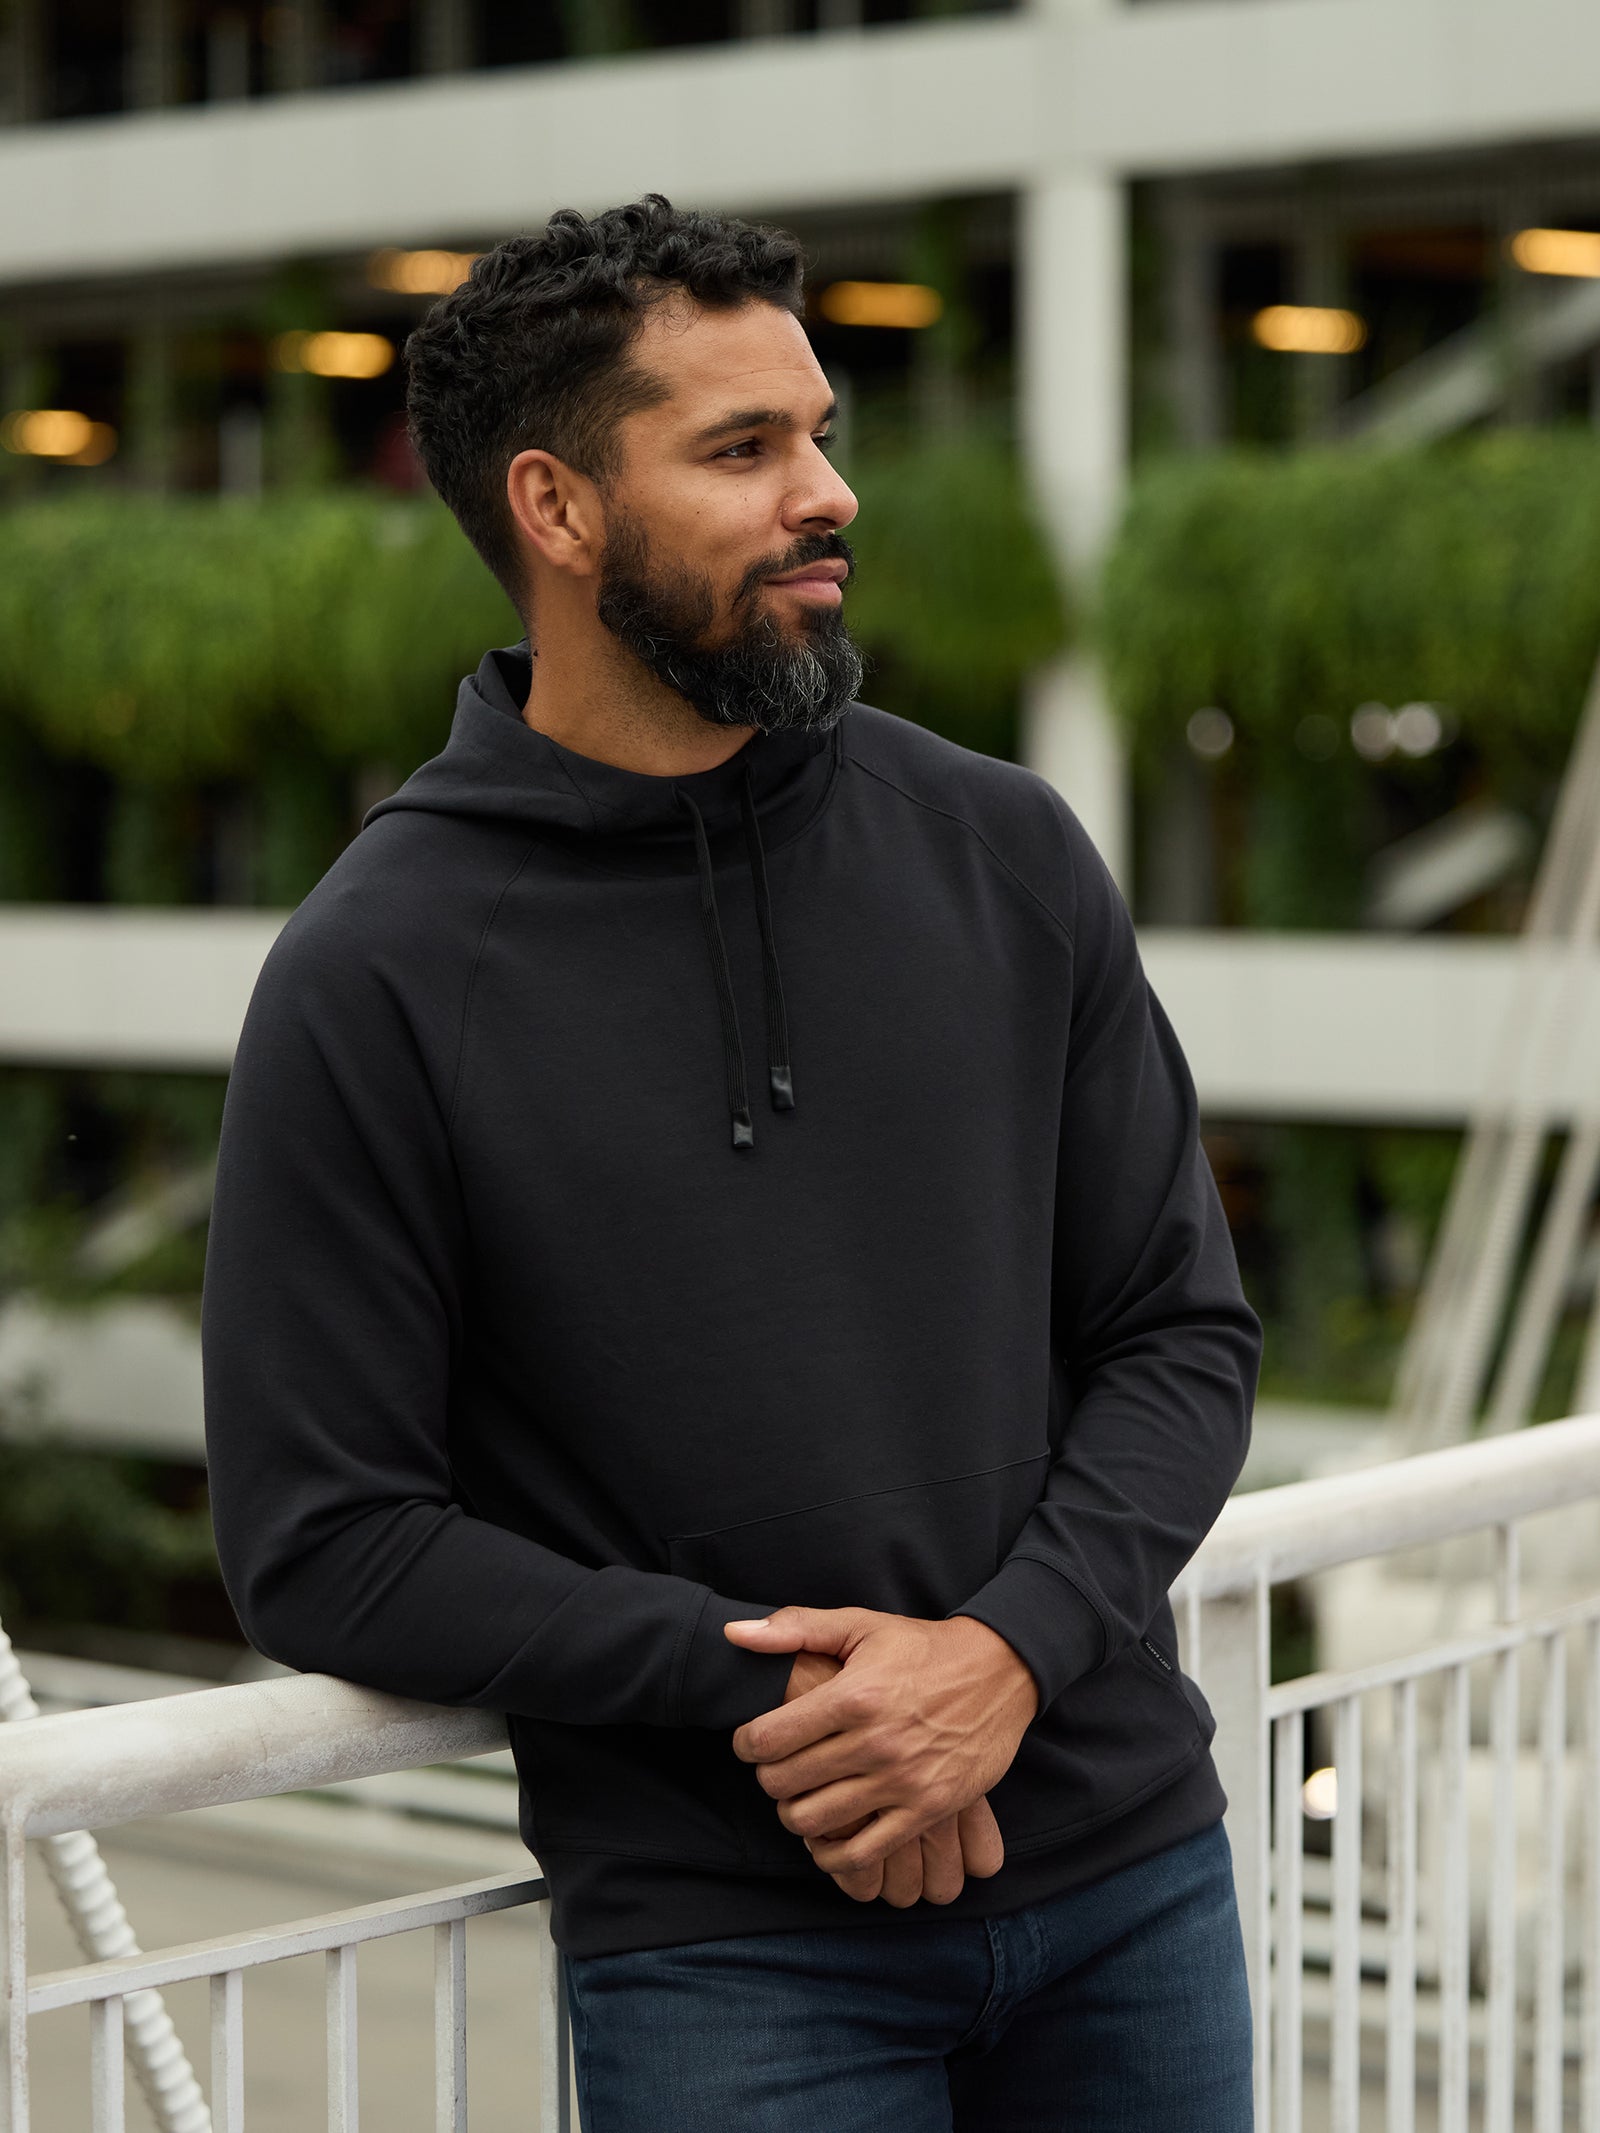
[211,1969,243,2133]
[1485,1649,1522,2129]
[1273,1710,1304,2133]
[1536,1632,1567,2133]
[1182,1585,1202,1682]
[533,1903,571,2133]
[2,1814,27,2133]
[1387,1679,1418,2133]
[327,1945,358,2133]
[1331,1696,1363,2133]
[434,1919,466,2133]
[1438,1663,1471,2133]
[1584,1619,1600,2133]
[1202,1578,1272,2130]
[90,1995,126,2133]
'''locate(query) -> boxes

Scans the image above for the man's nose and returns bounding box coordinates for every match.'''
[788,453,858,534]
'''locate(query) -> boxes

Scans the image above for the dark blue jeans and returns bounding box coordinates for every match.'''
[561,1818,1253,2131]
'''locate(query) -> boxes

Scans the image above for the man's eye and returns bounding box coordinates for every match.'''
[814,431,837,453]
[718,440,760,460]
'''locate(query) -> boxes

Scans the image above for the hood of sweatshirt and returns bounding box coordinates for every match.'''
[365,643,840,1151]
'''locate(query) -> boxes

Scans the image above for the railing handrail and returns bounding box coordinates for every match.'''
[0,1671,505,1839]
[5,1411,1600,1842]
[1175,1408,1600,1601]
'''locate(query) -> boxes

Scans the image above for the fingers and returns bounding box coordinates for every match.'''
[776,1775,889,1840]
[731,1667,860,1765]
[829,1859,885,1902]
[917,1817,966,1905]
[957,1797,1005,1879]
[755,1732,876,1801]
[876,1837,925,1910]
[723,1605,868,1657]
[804,1812,882,1903]
[806,1803,923,1877]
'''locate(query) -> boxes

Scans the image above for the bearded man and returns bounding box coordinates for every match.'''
[203,196,1260,2132]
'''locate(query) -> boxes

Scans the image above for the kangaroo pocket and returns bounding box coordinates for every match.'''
[664,1454,1052,1616]
[665,1455,1056,1870]
[990,1630,1212,1854]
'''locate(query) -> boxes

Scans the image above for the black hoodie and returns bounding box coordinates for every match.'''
[202,644,1260,1958]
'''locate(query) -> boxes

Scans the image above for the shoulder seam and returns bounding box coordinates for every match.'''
[843,749,1074,948]
[447,839,543,1136]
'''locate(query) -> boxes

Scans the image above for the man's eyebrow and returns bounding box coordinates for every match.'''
[690,399,838,446]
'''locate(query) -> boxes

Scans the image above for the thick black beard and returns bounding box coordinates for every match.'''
[593,516,865,735]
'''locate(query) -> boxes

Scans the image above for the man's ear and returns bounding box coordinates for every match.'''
[506,448,605,581]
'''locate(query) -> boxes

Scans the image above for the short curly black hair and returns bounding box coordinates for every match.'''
[404,195,807,613]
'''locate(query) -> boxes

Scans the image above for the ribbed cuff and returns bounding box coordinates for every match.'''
[948,1555,1106,1711]
[673,1590,798,1731]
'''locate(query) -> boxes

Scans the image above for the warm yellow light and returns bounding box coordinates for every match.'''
[270,330,396,380]
[0,409,118,462]
[1302,1766,1338,1820]
[1509,227,1600,278]
[1251,304,1368,355]
[818,281,944,330]
[368,247,480,297]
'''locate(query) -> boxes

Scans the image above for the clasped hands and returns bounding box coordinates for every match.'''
[723,1606,1039,1910]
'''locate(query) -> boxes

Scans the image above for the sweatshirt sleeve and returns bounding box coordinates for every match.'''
[201,902,793,1733]
[949,805,1261,1709]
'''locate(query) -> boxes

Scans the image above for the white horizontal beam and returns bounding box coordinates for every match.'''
[27,1872,541,2011]
[0,1671,506,1839]
[1174,1408,1600,1601]
[4,907,1596,1125]
[1141,930,1600,1125]
[0,907,279,1071]
[6,0,1600,288]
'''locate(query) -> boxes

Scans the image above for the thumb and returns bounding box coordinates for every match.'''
[723,1605,859,1655]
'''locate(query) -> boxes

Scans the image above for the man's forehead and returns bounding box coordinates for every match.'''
[633,300,829,422]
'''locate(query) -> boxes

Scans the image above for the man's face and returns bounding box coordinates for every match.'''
[593,298,865,732]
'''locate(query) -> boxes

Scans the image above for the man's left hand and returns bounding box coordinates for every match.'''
[724,1607,1040,1878]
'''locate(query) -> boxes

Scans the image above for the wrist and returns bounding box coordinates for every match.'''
[944,1613,1040,1725]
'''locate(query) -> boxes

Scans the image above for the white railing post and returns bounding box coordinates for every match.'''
[2,1815,26,2133]
[1200,1574,1272,2130]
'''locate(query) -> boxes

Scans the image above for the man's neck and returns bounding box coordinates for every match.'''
[521,626,757,779]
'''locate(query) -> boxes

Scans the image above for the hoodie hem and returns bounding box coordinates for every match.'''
[532,1748,1228,1957]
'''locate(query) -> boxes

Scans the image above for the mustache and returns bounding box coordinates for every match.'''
[733,532,856,610]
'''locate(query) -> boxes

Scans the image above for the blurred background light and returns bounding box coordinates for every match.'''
[1302,1767,1338,1820]
[1392,702,1445,757]
[1250,303,1369,354]
[818,281,943,329]
[1351,703,1397,761]
[269,330,396,379]
[1509,226,1600,277]
[367,248,480,296]
[0,409,117,464]
[1186,707,1235,759]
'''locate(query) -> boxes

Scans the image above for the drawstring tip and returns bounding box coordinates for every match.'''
[769,1065,795,1112]
[731,1108,755,1151]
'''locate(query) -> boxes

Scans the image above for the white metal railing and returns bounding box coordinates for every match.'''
[4,1414,1600,2130]
[0,1675,565,2133]
[1176,1409,1600,2133]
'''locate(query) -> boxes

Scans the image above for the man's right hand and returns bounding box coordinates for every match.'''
[780,1650,1004,1907]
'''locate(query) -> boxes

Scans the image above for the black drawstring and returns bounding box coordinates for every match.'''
[739,764,796,1114]
[675,771,797,1152]
[677,787,754,1151]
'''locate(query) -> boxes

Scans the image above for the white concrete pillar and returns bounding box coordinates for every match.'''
[1018,157,1132,893]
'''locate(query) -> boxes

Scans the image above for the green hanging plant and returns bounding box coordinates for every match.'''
[845,429,1071,755]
